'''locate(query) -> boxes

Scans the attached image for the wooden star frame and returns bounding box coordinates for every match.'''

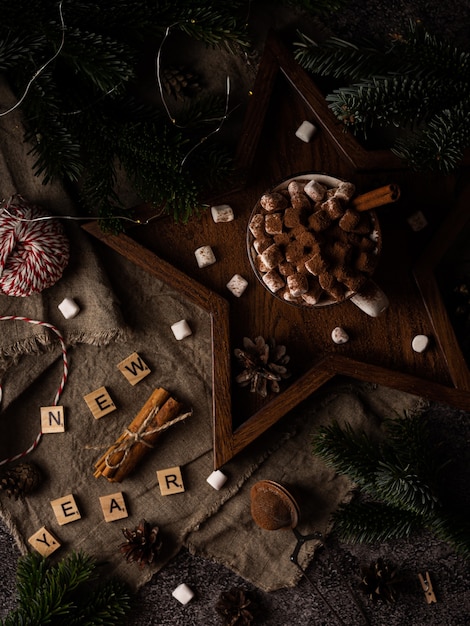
[84,33,470,469]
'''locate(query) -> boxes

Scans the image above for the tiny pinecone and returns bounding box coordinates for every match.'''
[360,558,400,603]
[119,520,163,567]
[0,462,43,499]
[215,587,257,626]
[234,336,291,398]
[161,66,201,100]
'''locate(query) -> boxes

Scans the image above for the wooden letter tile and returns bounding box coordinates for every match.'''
[40,405,65,433]
[83,386,116,419]
[117,352,151,385]
[50,494,81,525]
[157,466,185,496]
[28,526,61,557]
[99,492,129,522]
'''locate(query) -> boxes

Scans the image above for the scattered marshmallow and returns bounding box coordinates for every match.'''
[171,319,192,340]
[295,120,317,143]
[331,327,349,344]
[407,210,428,232]
[226,274,248,297]
[194,245,216,268]
[58,297,80,320]
[412,334,430,353]
[211,204,234,223]
[206,469,228,490]
[172,583,195,605]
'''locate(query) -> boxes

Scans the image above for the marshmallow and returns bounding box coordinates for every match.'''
[350,281,389,317]
[412,334,429,353]
[171,319,192,340]
[58,297,80,320]
[172,583,195,605]
[295,120,317,143]
[194,245,216,268]
[226,274,248,297]
[407,210,428,232]
[206,470,228,490]
[211,204,234,223]
[331,327,349,344]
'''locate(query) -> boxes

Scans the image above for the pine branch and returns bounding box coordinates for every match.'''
[398,20,470,84]
[427,511,470,558]
[374,460,439,516]
[60,29,136,94]
[332,500,422,544]
[392,103,470,173]
[325,75,446,134]
[1,551,132,626]
[294,34,396,82]
[313,421,382,491]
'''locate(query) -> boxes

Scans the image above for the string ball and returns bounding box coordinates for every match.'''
[0,194,69,297]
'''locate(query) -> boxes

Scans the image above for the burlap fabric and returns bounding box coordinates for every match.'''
[0,79,426,593]
[0,77,126,408]
[0,237,426,592]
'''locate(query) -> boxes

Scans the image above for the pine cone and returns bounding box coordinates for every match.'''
[360,558,400,603]
[215,587,257,626]
[161,66,201,100]
[234,336,291,398]
[0,462,43,499]
[119,520,163,567]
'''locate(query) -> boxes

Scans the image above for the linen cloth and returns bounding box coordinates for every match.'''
[0,238,426,592]
[0,77,126,409]
[0,79,426,593]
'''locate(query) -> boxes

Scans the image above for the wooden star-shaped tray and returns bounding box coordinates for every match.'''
[84,33,470,469]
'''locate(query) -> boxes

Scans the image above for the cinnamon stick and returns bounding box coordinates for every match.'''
[93,387,169,479]
[112,396,183,482]
[93,387,184,482]
[351,184,400,212]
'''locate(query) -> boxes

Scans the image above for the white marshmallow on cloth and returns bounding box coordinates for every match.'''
[172,583,195,605]
[226,274,248,297]
[194,245,216,268]
[211,204,234,223]
[206,469,228,490]
[295,120,317,142]
[171,319,192,340]
[58,297,80,319]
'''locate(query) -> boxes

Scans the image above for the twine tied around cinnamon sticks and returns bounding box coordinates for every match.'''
[94,387,190,482]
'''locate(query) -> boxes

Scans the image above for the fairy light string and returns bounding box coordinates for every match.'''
[155,21,235,169]
[0,1,66,118]
[0,16,239,226]
[0,316,69,465]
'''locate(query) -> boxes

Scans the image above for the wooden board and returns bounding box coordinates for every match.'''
[83,33,470,469]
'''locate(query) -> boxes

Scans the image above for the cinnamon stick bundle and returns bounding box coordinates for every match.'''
[94,387,186,482]
[351,184,401,212]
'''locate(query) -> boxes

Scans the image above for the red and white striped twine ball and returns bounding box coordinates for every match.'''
[0,195,69,297]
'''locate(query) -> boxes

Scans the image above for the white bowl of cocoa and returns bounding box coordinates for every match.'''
[247,172,389,308]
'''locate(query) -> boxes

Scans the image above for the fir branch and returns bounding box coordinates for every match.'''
[16,552,49,606]
[294,34,396,82]
[392,103,470,173]
[374,460,439,516]
[313,421,382,491]
[0,33,46,72]
[427,511,470,558]
[397,20,470,84]
[325,75,445,134]
[60,29,136,94]
[1,551,132,626]
[332,500,422,544]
